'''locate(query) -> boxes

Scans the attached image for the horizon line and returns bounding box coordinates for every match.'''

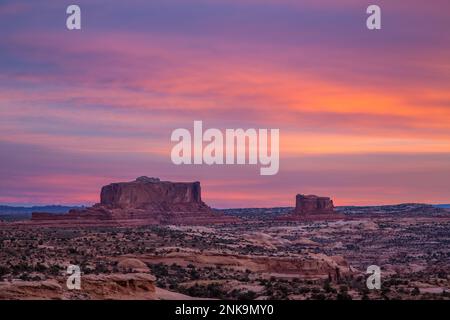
[1,202,449,209]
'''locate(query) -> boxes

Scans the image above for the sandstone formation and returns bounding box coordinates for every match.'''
[78,273,156,299]
[100,176,202,209]
[31,176,238,226]
[117,258,150,273]
[121,250,354,281]
[278,194,344,221]
[0,280,64,300]
[0,273,205,300]
[294,194,335,216]
[0,273,155,300]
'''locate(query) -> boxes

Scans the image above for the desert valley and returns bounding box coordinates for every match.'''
[0,177,449,300]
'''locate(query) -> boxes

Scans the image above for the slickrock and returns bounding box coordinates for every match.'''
[122,249,354,281]
[117,258,150,273]
[0,273,156,300]
[78,273,156,299]
[0,280,63,300]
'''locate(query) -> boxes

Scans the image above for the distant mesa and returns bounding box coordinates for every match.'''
[294,194,335,216]
[31,176,238,226]
[117,258,150,273]
[100,176,202,210]
[279,194,344,221]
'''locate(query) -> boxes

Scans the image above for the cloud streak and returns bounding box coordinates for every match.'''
[0,0,449,206]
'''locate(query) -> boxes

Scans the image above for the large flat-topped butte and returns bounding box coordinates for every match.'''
[32,177,237,226]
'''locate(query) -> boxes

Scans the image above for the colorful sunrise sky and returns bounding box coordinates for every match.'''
[1,0,449,207]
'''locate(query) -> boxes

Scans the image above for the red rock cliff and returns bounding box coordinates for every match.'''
[32,177,237,226]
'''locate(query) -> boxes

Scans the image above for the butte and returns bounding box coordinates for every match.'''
[31,176,238,226]
[278,194,344,221]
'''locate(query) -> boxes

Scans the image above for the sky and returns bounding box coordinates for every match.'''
[0,0,449,207]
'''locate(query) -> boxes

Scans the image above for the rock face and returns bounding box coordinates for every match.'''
[0,273,157,300]
[32,177,238,226]
[294,194,335,216]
